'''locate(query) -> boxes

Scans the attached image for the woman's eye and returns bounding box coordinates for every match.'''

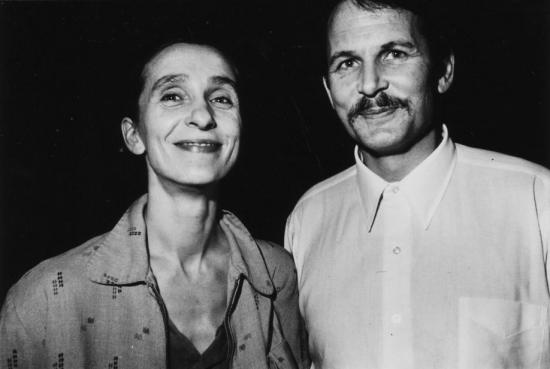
[160,93,182,103]
[211,96,234,108]
[160,91,186,106]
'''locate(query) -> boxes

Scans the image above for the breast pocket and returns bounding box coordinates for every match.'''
[458,297,549,369]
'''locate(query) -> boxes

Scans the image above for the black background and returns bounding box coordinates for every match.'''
[1,1,549,301]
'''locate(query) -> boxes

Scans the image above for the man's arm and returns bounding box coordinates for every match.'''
[535,173,550,288]
[284,206,302,257]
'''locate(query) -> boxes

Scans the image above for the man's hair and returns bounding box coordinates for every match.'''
[325,0,453,77]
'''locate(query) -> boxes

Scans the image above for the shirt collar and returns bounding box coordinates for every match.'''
[86,194,150,285]
[85,194,274,295]
[355,124,456,231]
[220,211,276,296]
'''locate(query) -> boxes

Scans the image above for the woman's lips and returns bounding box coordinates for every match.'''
[174,140,222,153]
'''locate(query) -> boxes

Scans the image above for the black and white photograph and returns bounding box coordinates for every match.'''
[0,0,549,368]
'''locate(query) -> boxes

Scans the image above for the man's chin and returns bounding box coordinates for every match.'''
[361,138,400,155]
[354,126,411,156]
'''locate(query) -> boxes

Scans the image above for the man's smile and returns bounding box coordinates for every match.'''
[361,105,399,117]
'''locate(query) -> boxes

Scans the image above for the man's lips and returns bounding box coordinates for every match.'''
[173,140,222,153]
[360,105,399,117]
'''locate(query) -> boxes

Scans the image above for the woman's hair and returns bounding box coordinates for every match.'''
[122,35,240,123]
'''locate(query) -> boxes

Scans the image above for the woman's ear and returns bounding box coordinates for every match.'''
[437,53,455,94]
[121,117,145,155]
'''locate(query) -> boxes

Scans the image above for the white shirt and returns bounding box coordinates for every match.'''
[285,126,550,369]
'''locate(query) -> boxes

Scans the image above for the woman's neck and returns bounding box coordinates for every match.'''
[144,176,225,275]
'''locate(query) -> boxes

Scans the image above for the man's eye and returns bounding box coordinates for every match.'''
[336,59,357,71]
[385,50,407,60]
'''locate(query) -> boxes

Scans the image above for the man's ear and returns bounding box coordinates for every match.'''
[437,53,455,94]
[121,117,145,155]
[322,76,335,109]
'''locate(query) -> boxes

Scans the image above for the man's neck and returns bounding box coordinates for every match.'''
[361,128,439,182]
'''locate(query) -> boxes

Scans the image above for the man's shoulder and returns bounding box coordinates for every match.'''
[4,233,107,307]
[294,165,357,209]
[456,143,550,181]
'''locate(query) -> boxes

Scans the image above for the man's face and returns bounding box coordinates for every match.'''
[135,43,241,188]
[325,2,449,157]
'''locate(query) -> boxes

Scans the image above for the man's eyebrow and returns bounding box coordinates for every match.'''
[328,51,357,67]
[328,41,418,66]
[381,40,417,50]
[151,74,188,93]
[210,75,237,90]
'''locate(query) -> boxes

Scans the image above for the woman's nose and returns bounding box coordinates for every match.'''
[186,102,216,130]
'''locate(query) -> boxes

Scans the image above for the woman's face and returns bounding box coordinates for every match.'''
[125,43,241,189]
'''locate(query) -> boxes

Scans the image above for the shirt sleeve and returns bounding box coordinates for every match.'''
[284,213,296,256]
[535,173,550,289]
[262,239,309,369]
[0,295,45,369]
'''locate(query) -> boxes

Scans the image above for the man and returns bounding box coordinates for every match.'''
[285,0,550,368]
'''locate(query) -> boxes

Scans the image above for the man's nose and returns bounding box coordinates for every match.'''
[186,101,216,130]
[358,62,388,97]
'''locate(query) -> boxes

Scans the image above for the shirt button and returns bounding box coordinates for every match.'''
[391,314,402,324]
[391,186,400,194]
[392,246,402,255]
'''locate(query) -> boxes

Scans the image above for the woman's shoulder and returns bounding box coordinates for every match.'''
[3,233,107,309]
[256,239,294,268]
[254,239,297,288]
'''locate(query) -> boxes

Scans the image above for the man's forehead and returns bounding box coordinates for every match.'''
[329,3,419,45]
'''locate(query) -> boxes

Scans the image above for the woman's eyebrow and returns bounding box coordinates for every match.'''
[210,75,237,90]
[151,74,188,93]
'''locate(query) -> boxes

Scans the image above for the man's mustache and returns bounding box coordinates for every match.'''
[347,93,408,124]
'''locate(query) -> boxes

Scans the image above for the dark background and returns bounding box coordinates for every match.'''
[1,1,549,302]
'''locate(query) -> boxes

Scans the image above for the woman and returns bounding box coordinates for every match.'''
[0,41,307,369]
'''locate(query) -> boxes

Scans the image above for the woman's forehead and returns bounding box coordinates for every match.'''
[143,43,236,86]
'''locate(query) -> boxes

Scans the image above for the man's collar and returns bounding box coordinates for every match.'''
[356,124,457,231]
[355,148,387,232]
[85,195,275,295]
